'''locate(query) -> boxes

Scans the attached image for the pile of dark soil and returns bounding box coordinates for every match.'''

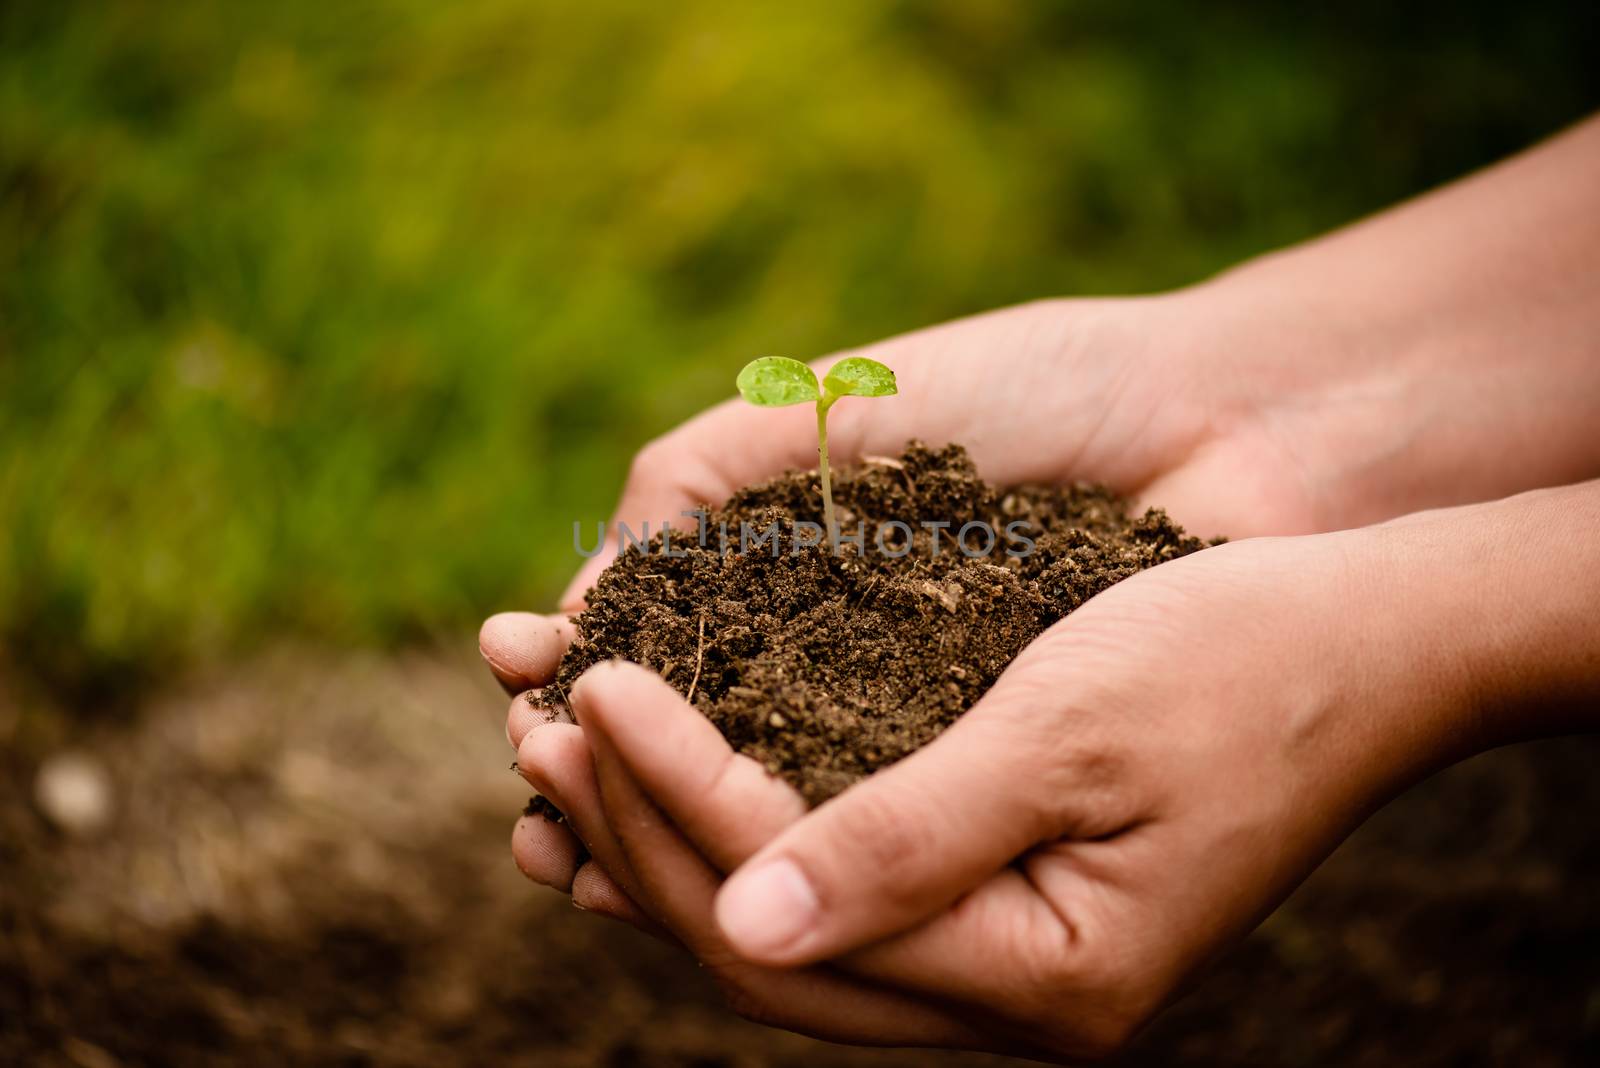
[542,442,1212,805]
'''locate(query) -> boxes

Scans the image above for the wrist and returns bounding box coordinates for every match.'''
[1175,120,1600,529]
[1172,260,1451,533]
[1347,484,1600,773]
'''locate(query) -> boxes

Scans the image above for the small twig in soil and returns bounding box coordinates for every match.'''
[686,614,707,706]
[863,454,917,498]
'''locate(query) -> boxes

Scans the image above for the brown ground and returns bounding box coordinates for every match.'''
[2,646,1599,1065]
[544,442,1211,805]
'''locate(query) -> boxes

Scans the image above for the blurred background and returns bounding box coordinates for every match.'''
[7,0,1600,708]
[3,1,1598,1065]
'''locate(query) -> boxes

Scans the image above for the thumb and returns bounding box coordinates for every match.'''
[712,656,1129,967]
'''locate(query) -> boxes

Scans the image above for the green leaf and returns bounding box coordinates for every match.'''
[822,357,897,398]
[736,357,820,407]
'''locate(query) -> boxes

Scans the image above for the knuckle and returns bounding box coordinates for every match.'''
[697,748,747,808]
[1048,746,1134,831]
[983,906,1152,1059]
[1003,705,1139,838]
[825,789,931,890]
[1054,740,1126,790]
[986,907,1091,1014]
[1010,923,1081,995]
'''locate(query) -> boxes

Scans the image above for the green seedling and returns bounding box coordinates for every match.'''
[736,356,898,539]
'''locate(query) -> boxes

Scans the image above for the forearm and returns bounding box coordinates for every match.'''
[1360,480,1600,779]
[1194,114,1600,529]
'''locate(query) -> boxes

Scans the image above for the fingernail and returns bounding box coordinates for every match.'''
[716,858,818,958]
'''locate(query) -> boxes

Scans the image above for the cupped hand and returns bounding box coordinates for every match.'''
[494,512,1489,1059]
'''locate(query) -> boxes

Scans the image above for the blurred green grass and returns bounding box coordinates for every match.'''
[2,0,1595,706]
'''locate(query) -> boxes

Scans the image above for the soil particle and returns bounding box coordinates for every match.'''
[544,442,1214,806]
[524,794,565,823]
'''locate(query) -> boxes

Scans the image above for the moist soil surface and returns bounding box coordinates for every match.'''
[541,441,1213,805]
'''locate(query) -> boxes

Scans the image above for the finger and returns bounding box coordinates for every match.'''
[479,612,575,693]
[571,861,667,936]
[515,722,671,940]
[511,812,584,893]
[569,661,806,871]
[507,690,573,750]
[707,643,1136,967]
[581,700,982,1050]
[581,740,730,957]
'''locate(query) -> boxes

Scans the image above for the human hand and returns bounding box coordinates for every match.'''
[506,485,1600,1058]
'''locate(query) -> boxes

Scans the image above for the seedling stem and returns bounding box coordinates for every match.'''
[736,356,897,543]
[816,393,837,534]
